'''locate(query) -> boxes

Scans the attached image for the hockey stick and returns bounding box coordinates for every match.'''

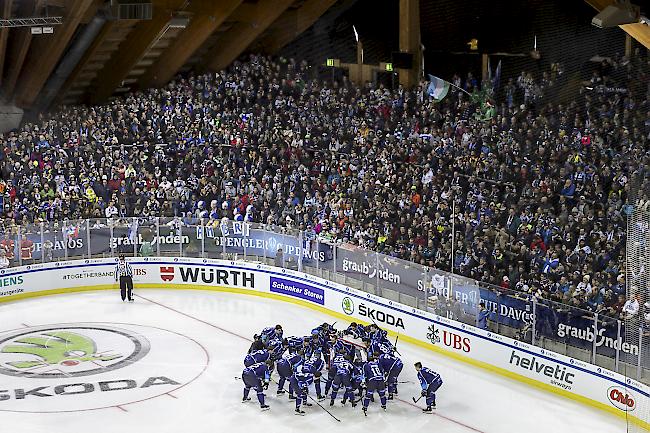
[306,393,341,422]
[412,395,423,403]
[393,334,402,356]
[269,375,341,422]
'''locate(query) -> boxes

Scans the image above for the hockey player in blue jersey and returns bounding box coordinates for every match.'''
[261,325,283,345]
[248,334,264,353]
[276,348,303,398]
[311,323,334,364]
[302,333,318,359]
[368,338,391,356]
[351,360,365,402]
[241,361,271,410]
[266,337,285,361]
[368,328,395,355]
[378,351,403,399]
[304,349,326,400]
[286,336,303,351]
[415,362,443,412]
[362,355,387,415]
[244,348,270,367]
[324,352,344,397]
[312,322,335,338]
[333,338,355,359]
[329,356,356,407]
[291,364,315,415]
[345,322,368,340]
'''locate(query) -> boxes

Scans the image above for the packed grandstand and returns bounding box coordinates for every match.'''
[0,52,649,332]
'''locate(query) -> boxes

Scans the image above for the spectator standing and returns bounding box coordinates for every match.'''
[139,239,154,257]
[477,301,490,330]
[274,247,284,268]
[20,234,34,265]
[1,234,15,264]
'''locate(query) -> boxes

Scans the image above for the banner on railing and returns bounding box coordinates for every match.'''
[199,223,333,265]
[554,315,640,359]
[17,223,335,264]
[480,288,534,329]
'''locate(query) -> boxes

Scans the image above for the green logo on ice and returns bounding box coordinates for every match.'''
[1,331,120,369]
[0,325,150,378]
[342,297,354,315]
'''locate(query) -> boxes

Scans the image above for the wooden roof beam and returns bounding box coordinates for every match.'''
[52,20,115,107]
[89,0,188,104]
[3,0,42,99]
[256,0,338,54]
[140,0,244,89]
[14,0,99,108]
[205,0,295,72]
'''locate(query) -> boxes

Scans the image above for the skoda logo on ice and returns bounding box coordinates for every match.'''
[0,325,150,379]
[342,297,354,315]
[0,323,208,413]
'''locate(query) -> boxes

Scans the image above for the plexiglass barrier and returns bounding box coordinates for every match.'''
[2,217,648,384]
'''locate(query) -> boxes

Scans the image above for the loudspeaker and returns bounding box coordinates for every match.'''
[111,1,153,20]
[591,4,639,28]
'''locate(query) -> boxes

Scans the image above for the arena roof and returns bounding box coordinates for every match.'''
[0,0,340,111]
[0,0,646,112]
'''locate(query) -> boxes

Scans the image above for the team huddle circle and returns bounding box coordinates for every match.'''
[241,322,441,416]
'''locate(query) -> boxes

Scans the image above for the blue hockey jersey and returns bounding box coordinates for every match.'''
[244,362,270,381]
[417,367,442,389]
[378,353,403,375]
[363,361,385,382]
[244,349,269,367]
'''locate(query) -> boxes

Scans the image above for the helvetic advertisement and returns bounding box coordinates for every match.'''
[0,257,647,427]
[508,350,576,390]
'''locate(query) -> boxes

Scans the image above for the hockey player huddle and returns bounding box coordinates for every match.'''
[241,322,443,416]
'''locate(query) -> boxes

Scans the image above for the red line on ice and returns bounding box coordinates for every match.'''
[135,294,251,342]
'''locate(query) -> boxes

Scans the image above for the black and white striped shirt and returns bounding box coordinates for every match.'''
[115,262,133,279]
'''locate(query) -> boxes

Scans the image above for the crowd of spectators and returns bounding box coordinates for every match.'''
[1,52,650,324]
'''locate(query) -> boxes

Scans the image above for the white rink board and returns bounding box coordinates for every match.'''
[0,256,648,429]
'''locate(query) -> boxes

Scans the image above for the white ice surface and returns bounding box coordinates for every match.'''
[0,290,628,433]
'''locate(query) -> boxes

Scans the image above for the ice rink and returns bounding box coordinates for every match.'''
[0,289,629,433]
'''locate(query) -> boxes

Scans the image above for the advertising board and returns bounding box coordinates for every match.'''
[0,257,647,429]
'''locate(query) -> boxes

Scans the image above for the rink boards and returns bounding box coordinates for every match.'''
[0,257,648,430]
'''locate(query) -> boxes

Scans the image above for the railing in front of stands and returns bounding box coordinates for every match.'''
[2,216,648,384]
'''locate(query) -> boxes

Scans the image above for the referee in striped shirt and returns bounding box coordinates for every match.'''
[115,255,134,302]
